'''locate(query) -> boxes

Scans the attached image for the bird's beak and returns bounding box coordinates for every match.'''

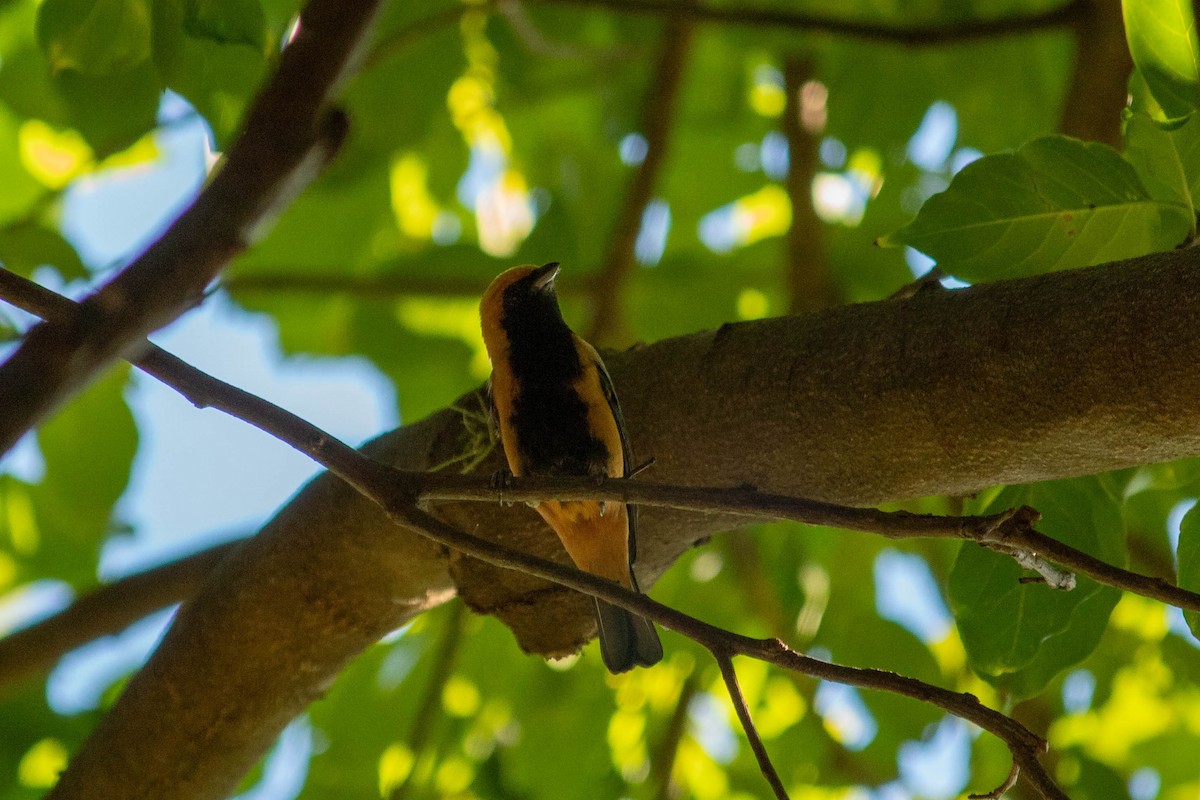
[532,262,561,292]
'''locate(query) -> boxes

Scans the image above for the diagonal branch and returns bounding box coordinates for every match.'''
[6,265,1200,708]
[588,16,693,345]
[7,246,1200,798]
[714,651,789,800]
[1,272,1067,800]
[0,0,385,459]
[11,267,1200,613]
[390,505,1065,800]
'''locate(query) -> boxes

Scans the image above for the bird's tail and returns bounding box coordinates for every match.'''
[594,597,663,673]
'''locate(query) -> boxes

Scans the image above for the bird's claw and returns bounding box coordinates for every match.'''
[490,468,516,506]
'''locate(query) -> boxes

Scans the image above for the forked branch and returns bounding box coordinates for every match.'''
[9,267,1200,624]
[0,270,1076,799]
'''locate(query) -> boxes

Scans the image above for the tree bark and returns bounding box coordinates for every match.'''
[50,246,1200,799]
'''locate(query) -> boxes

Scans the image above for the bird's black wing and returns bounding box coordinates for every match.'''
[593,354,640,573]
[483,376,499,443]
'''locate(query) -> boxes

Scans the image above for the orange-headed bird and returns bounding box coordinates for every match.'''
[480,262,663,673]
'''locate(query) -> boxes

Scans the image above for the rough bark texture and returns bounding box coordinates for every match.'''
[51,247,1200,799]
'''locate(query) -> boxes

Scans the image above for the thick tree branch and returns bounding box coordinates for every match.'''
[533,0,1087,45]
[588,17,693,345]
[0,0,384,459]
[6,245,1200,797]
[11,262,1200,623]
[0,290,1069,800]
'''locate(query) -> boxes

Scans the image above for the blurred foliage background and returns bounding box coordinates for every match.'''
[1,0,1200,798]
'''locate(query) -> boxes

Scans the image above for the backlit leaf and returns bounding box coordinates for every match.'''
[30,365,137,584]
[36,0,152,75]
[1124,110,1200,226]
[1123,0,1200,120]
[1177,502,1200,638]
[949,477,1124,698]
[881,136,1194,281]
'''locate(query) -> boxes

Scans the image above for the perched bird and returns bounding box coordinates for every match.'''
[479,262,663,673]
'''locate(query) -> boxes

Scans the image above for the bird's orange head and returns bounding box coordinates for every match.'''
[479,262,562,349]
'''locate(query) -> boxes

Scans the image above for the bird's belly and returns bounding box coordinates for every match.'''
[536,500,631,586]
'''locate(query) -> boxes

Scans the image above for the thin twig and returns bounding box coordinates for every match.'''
[497,0,636,60]
[0,0,384,459]
[533,0,1088,45]
[969,757,1021,800]
[391,503,1066,800]
[888,267,947,299]
[0,271,1071,798]
[0,270,372,489]
[362,0,1087,68]
[588,16,693,344]
[714,651,789,800]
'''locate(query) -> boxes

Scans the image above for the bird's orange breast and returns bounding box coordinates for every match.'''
[536,500,632,587]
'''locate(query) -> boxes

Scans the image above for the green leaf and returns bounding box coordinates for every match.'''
[182,0,265,49]
[0,44,71,127]
[30,365,138,584]
[1177,501,1200,638]
[151,0,267,144]
[0,224,88,280]
[0,103,45,224]
[882,136,1194,282]
[36,0,152,76]
[301,619,436,799]
[1124,110,1200,227]
[161,35,265,146]
[1122,0,1200,120]
[949,477,1124,698]
[53,60,161,154]
[337,8,462,169]
[0,683,96,797]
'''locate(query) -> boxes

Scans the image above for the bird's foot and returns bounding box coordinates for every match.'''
[489,468,516,507]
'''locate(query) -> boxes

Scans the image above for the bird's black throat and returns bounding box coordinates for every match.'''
[500,284,610,476]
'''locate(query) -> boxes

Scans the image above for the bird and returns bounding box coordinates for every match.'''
[479,262,663,673]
